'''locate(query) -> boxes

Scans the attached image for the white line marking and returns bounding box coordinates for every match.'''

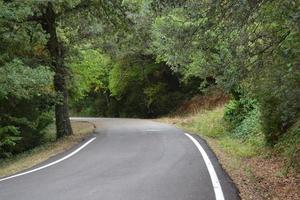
[0,137,96,182]
[185,133,225,200]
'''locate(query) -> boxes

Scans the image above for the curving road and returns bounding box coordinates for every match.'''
[0,118,239,200]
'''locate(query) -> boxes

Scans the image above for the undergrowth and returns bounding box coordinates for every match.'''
[179,106,265,158]
[275,119,300,174]
[177,105,299,172]
[0,121,94,177]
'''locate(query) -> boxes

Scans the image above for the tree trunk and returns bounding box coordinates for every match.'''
[41,2,73,138]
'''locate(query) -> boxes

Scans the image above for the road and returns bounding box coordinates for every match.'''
[0,118,239,200]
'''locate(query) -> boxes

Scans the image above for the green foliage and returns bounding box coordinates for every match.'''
[70,53,190,117]
[151,8,198,67]
[69,0,299,147]
[232,107,262,140]
[0,126,21,158]
[248,59,300,144]
[275,119,300,173]
[179,106,263,158]
[69,49,111,100]
[0,1,58,157]
[1,0,299,159]
[224,96,258,128]
[107,58,185,117]
[109,63,144,98]
[224,99,252,128]
[0,60,55,158]
[224,93,264,147]
[144,83,165,110]
[0,60,53,99]
[148,0,300,145]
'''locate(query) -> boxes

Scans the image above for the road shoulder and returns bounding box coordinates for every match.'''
[0,121,95,178]
[185,132,240,200]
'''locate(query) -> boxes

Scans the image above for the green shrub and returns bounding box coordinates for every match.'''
[232,107,262,139]
[0,60,55,158]
[0,97,54,157]
[224,97,258,129]
[0,126,21,157]
[275,119,300,173]
[253,73,300,145]
[224,96,265,146]
[223,100,241,126]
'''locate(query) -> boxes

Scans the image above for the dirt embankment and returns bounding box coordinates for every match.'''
[207,138,300,200]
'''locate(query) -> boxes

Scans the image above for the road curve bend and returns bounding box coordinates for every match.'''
[0,118,239,200]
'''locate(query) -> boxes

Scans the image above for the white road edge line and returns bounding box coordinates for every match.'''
[185,133,225,200]
[0,137,96,182]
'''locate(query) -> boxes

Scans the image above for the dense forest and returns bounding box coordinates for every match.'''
[0,0,299,168]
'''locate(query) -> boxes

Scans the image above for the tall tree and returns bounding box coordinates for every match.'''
[1,0,130,138]
[39,2,72,137]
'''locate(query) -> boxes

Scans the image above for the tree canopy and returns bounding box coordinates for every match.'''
[1,0,299,157]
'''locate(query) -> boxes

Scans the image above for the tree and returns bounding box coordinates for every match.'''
[1,0,131,138]
[39,2,73,137]
[149,0,300,144]
[0,1,55,157]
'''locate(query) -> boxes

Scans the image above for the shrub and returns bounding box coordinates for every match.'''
[224,96,264,144]
[232,107,262,139]
[0,126,21,158]
[0,60,55,158]
[224,97,257,128]
[275,119,300,173]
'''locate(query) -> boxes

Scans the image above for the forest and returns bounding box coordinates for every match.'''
[0,0,299,179]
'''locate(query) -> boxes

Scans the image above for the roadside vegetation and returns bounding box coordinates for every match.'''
[159,92,299,199]
[0,121,94,177]
[0,1,299,198]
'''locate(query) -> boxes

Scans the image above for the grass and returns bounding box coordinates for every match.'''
[0,121,95,177]
[179,106,229,138]
[218,136,261,157]
[160,106,263,158]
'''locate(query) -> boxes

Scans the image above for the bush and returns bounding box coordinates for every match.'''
[224,97,257,128]
[232,107,263,140]
[0,126,21,158]
[223,100,241,126]
[252,66,300,145]
[0,60,55,158]
[224,96,264,142]
[275,119,300,173]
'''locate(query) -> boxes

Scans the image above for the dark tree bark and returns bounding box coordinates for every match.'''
[41,2,73,138]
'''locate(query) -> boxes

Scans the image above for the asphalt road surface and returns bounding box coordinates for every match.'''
[0,118,240,200]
